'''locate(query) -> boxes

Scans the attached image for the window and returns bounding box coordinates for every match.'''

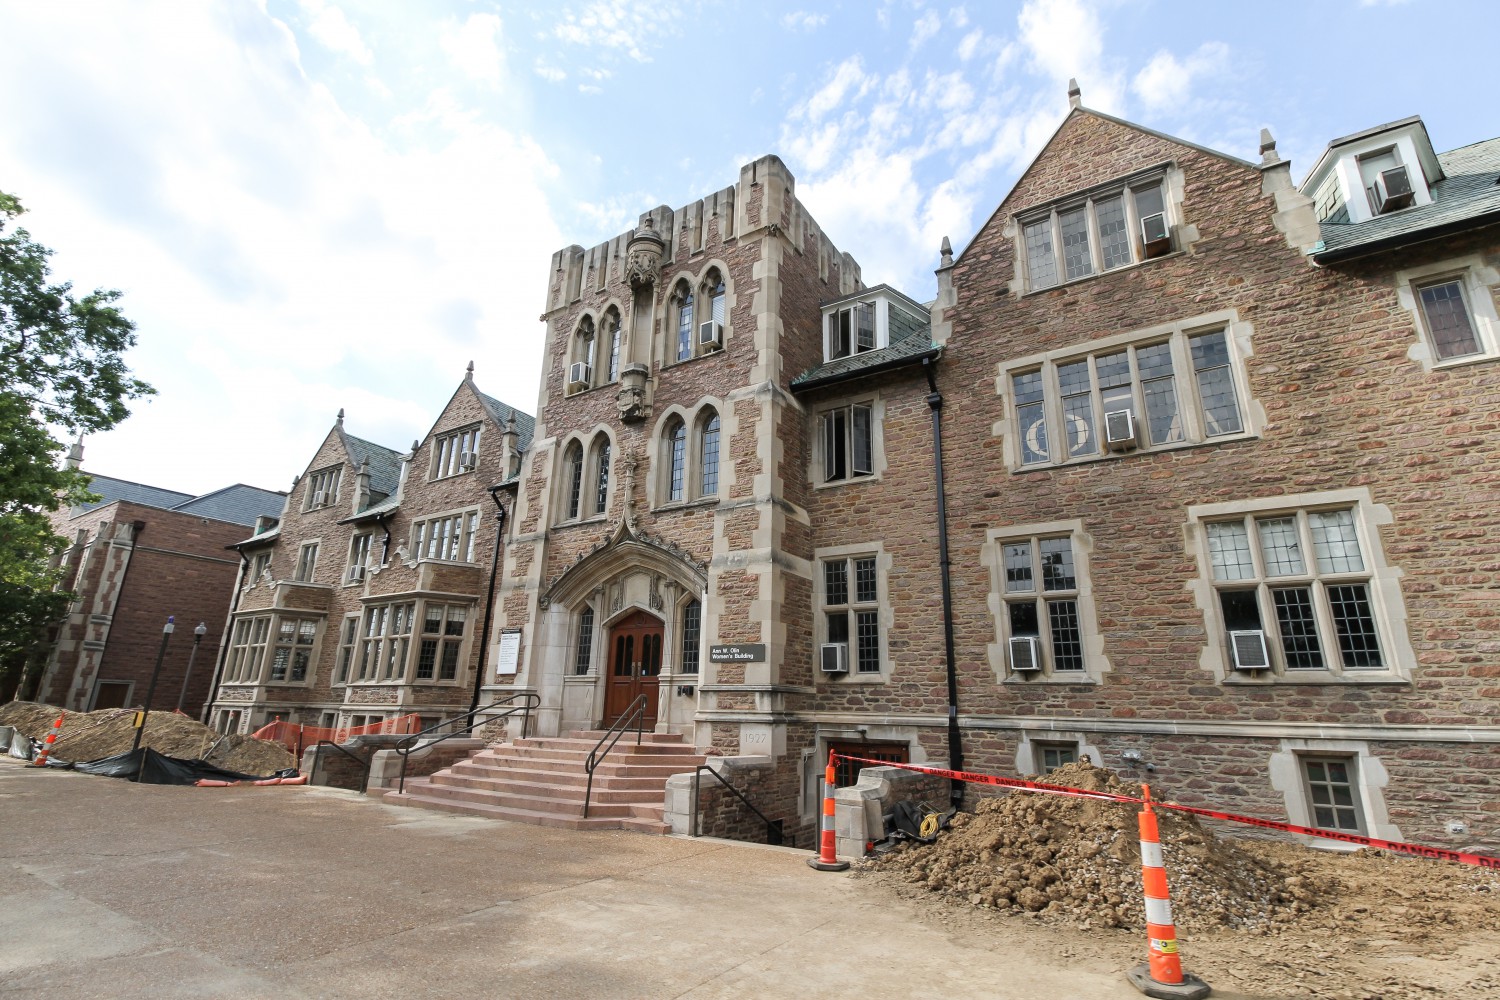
[1001,537,1085,675]
[569,316,596,390]
[1301,756,1364,833]
[1022,179,1170,291]
[592,437,611,516]
[699,412,720,496]
[826,741,907,788]
[821,552,882,675]
[669,271,727,364]
[249,551,271,583]
[1204,507,1387,675]
[820,402,874,483]
[416,604,467,681]
[1036,742,1078,775]
[1417,279,1482,361]
[269,617,318,682]
[356,602,415,682]
[412,511,479,562]
[680,599,701,674]
[294,542,319,582]
[1396,257,1499,368]
[605,310,623,382]
[226,615,271,682]
[574,606,595,675]
[674,283,694,362]
[1357,148,1401,215]
[1010,324,1245,467]
[432,425,482,478]
[347,533,372,584]
[666,419,687,502]
[826,301,874,360]
[335,614,358,684]
[304,466,341,510]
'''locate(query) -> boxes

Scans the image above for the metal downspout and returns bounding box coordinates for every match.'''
[468,486,508,720]
[923,357,964,809]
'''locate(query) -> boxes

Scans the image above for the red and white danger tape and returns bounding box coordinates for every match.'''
[833,754,1500,869]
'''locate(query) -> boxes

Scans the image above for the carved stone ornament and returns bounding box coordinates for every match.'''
[626,219,665,289]
[616,372,648,423]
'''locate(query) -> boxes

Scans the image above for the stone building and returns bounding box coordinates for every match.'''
[476,97,1500,850]
[206,368,532,735]
[27,454,285,716]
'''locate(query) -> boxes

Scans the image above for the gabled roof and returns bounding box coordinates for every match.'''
[170,484,286,526]
[340,432,403,498]
[475,389,536,450]
[75,475,194,515]
[1311,136,1500,263]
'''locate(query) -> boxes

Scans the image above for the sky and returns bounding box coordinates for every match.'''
[0,0,1492,496]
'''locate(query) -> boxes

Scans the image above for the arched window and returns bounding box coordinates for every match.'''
[674,282,694,363]
[592,436,611,516]
[699,411,720,497]
[565,442,584,520]
[666,419,687,502]
[574,605,595,675]
[604,309,623,382]
[707,271,725,332]
[570,316,596,391]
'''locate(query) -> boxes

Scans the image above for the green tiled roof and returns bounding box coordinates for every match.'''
[1312,137,1500,263]
[476,390,536,450]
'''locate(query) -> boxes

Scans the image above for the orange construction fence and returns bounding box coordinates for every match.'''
[250,714,423,754]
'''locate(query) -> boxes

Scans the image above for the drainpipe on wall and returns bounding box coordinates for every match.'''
[377,513,393,565]
[202,543,248,724]
[923,357,964,809]
[468,485,509,722]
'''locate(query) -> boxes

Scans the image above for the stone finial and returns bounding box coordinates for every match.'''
[1067,78,1081,109]
[410,439,421,454]
[939,236,953,269]
[465,360,474,381]
[1259,127,1280,166]
[336,408,345,425]
[65,435,84,470]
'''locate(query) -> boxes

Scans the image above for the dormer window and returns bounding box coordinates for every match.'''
[1021,179,1171,292]
[827,301,874,359]
[1358,149,1415,216]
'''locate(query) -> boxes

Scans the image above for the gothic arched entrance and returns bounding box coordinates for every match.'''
[604,609,663,727]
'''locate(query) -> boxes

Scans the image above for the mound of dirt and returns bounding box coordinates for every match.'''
[1,701,294,775]
[872,760,1329,932]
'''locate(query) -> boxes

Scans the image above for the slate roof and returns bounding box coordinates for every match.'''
[75,475,194,515]
[1312,136,1500,263]
[170,484,286,526]
[790,296,939,392]
[232,525,281,547]
[338,493,401,525]
[342,433,403,499]
[476,390,536,450]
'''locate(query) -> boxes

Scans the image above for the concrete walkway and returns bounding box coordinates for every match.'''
[1,759,1140,999]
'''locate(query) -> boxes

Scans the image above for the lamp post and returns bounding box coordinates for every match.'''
[131,616,174,760]
[176,622,208,713]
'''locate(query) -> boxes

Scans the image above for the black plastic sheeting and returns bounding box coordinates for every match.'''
[47,747,299,785]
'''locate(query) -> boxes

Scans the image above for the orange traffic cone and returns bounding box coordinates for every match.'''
[806,752,850,872]
[1126,785,1210,999]
[32,715,65,767]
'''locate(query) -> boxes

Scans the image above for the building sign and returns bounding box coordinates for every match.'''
[495,629,522,676]
[710,643,766,663]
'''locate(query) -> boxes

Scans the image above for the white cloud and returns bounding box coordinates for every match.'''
[298,0,373,66]
[534,63,567,83]
[440,13,505,89]
[550,1,683,63]
[912,10,942,48]
[797,57,874,123]
[781,11,828,32]
[1132,42,1230,112]
[1016,0,1124,112]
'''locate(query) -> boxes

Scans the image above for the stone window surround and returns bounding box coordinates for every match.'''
[551,430,613,526]
[566,314,597,394]
[1008,162,1196,297]
[293,539,321,583]
[564,305,629,394]
[429,422,483,480]
[1268,738,1401,849]
[414,601,474,685]
[1015,729,1103,777]
[344,531,374,587]
[303,465,341,512]
[333,611,360,686]
[266,614,322,687]
[659,261,733,370]
[996,309,1260,471]
[801,724,927,822]
[812,541,893,684]
[808,392,888,489]
[982,519,1109,685]
[406,506,481,565]
[1184,488,1415,686]
[1393,254,1500,371]
[650,400,727,509]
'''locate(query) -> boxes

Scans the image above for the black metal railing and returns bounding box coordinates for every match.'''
[308,740,372,793]
[582,694,647,818]
[692,764,789,847]
[396,692,540,794]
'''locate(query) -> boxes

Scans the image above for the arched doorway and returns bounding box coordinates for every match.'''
[604,609,663,727]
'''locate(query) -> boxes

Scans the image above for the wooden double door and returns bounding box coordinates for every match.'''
[603,609,662,727]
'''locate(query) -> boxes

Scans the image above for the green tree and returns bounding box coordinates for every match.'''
[1,190,153,697]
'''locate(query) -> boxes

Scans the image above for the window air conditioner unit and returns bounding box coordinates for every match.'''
[1140,212,1171,259]
[348,565,365,583]
[1104,409,1138,451]
[698,321,723,349]
[312,490,327,508]
[459,451,475,470]
[1229,629,1271,670]
[1009,635,1042,673]
[568,362,591,388]
[1373,165,1415,213]
[820,642,848,673]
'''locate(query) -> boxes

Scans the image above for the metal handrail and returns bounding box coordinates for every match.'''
[692,764,789,847]
[308,739,372,793]
[582,694,647,818]
[396,692,540,794]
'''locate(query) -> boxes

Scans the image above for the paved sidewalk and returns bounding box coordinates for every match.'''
[0,759,1140,999]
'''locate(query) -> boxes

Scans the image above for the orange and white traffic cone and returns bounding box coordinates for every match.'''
[32,715,65,768]
[806,752,850,872]
[1126,785,1210,999]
